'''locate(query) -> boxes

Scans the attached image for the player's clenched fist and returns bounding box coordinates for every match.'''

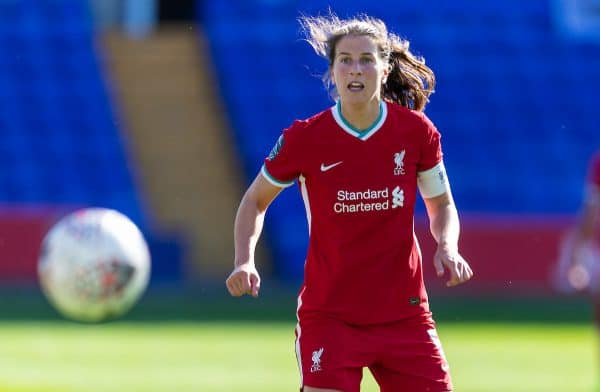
[226,263,261,297]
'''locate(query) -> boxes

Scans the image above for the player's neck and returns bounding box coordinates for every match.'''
[339,100,382,131]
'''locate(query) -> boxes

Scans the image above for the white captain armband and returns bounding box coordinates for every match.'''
[417,161,451,199]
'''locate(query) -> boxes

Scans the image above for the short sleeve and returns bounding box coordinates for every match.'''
[262,123,303,188]
[417,113,443,173]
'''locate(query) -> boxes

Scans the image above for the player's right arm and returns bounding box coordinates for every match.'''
[226,173,283,297]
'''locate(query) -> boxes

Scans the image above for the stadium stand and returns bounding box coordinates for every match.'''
[0,0,183,285]
[0,0,145,224]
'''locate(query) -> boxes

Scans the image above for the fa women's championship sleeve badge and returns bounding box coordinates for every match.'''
[394,150,406,175]
[267,134,285,160]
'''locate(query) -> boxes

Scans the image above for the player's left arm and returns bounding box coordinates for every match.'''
[419,162,473,287]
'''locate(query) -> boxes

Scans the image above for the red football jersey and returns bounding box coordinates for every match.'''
[263,101,443,324]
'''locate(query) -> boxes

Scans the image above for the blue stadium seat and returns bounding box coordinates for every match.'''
[0,0,146,226]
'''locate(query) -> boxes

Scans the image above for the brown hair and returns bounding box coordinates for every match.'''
[299,13,435,111]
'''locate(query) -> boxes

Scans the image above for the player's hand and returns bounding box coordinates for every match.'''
[226,263,261,297]
[433,245,473,287]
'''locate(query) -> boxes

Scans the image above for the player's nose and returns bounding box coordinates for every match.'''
[349,63,362,75]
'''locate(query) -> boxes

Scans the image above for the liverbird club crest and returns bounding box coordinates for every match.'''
[394,150,406,175]
[311,347,324,373]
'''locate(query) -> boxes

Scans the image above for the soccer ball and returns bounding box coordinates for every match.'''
[38,208,151,322]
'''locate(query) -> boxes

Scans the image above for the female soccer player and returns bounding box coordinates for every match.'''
[226,13,473,392]
[555,153,600,298]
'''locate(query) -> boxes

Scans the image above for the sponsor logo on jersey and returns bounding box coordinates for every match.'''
[392,186,404,208]
[394,150,406,175]
[334,186,404,214]
[320,161,343,172]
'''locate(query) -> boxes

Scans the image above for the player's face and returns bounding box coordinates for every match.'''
[331,35,388,107]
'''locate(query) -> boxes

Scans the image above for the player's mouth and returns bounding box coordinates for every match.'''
[347,81,364,92]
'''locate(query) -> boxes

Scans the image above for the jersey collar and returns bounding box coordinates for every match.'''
[331,100,387,141]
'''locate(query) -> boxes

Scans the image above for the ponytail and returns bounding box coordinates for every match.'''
[382,37,435,111]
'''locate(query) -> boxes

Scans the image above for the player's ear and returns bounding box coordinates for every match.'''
[381,63,390,84]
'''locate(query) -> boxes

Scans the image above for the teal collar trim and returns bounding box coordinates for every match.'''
[331,101,387,140]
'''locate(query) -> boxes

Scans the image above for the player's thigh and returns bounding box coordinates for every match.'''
[369,316,452,392]
[370,363,451,392]
[296,315,364,392]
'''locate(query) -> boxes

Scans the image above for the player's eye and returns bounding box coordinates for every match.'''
[339,57,352,65]
[360,57,374,65]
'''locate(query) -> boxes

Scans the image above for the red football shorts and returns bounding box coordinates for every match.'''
[295,313,452,392]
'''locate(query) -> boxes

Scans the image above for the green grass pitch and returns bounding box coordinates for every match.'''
[0,321,595,391]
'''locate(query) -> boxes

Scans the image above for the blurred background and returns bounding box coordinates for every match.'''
[0,0,599,391]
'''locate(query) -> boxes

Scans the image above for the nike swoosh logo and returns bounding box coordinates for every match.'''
[320,161,343,172]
